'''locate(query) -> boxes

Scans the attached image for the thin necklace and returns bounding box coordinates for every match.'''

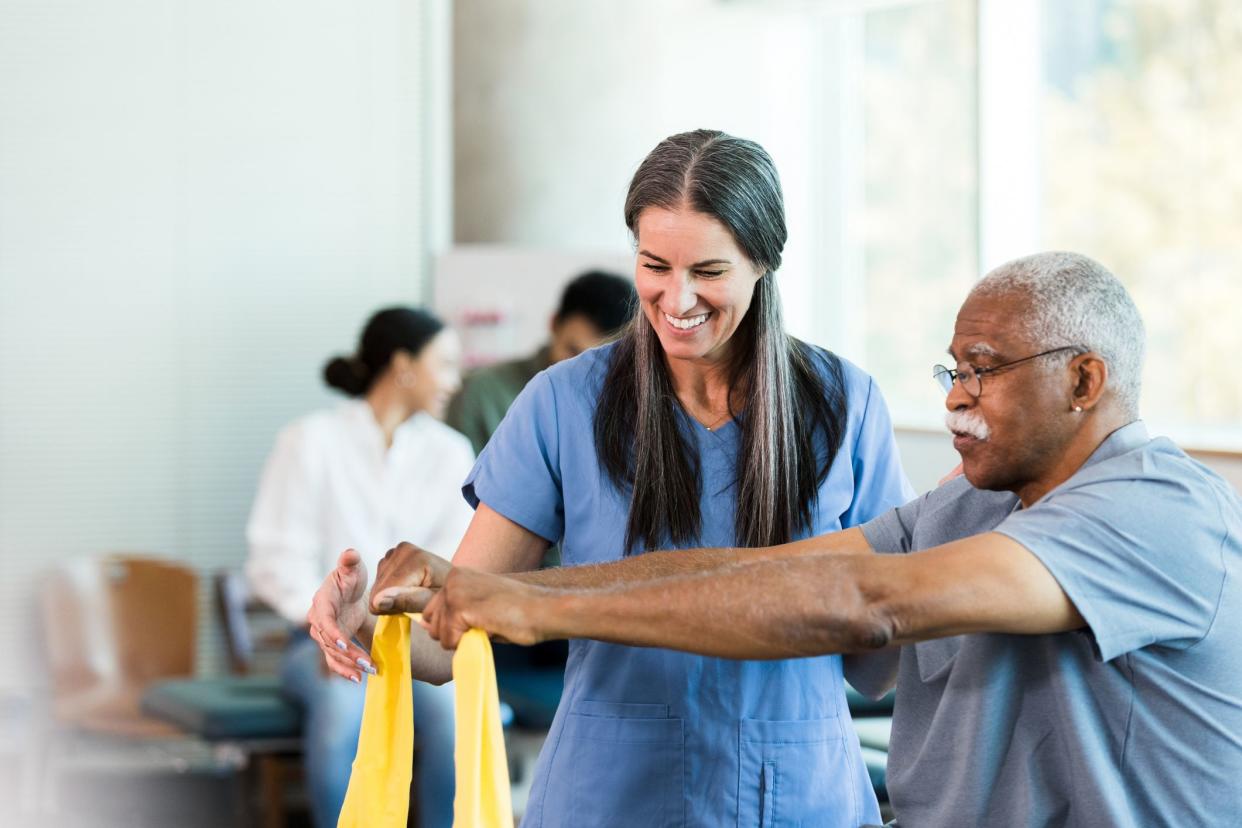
[702,411,731,431]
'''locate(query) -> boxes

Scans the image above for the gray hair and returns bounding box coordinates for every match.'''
[971,251,1145,415]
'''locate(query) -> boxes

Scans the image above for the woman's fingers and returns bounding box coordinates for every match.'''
[310,626,364,682]
[307,600,375,678]
[323,631,374,676]
[332,549,368,604]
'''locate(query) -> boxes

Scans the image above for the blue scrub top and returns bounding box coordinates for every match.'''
[464,342,912,828]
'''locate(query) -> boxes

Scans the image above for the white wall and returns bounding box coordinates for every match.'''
[433,246,633,366]
[452,0,859,349]
[0,0,446,688]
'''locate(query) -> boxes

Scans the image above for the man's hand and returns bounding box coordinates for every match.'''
[939,462,965,486]
[420,567,548,650]
[370,541,453,614]
[306,548,376,683]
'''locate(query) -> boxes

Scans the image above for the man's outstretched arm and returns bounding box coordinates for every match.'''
[510,526,874,589]
[372,524,874,613]
[420,531,1084,658]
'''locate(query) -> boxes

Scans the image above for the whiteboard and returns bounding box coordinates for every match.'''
[432,245,634,366]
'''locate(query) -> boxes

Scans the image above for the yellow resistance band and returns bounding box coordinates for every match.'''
[338,613,414,827]
[338,616,513,828]
[452,628,513,828]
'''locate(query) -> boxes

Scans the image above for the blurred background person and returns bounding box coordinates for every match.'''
[446,269,636,722]
[245,306,474,828]
[446,269,637,455]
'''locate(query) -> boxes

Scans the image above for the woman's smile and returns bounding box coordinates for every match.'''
[662,310,713,333]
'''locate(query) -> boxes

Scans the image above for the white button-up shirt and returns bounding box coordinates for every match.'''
[245,400,476,624]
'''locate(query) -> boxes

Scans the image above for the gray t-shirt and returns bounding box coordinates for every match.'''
[860,421,1242,827]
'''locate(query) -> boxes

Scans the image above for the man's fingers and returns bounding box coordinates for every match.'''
[938,463,964,486]
[439,603,478,650]
[372,586,437,614]
[337,547,362,569]
[421,592,446,641]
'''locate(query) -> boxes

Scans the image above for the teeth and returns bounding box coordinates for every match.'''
[665,312,709,330]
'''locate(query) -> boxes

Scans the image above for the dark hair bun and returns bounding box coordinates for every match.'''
[322,355,370,397]
[322,306,445,396]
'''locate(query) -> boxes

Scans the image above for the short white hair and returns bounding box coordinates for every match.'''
[971,251,1145,415]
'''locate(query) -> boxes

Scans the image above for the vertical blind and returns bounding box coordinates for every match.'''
[0,0,444,687]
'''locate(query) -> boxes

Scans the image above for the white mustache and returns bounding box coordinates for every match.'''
[945,410,990,441]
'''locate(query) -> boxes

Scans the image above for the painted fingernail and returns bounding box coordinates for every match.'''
[349,675,360,684]
[336,639,347,652]
[375,598,392,611]
[357,658,376,675]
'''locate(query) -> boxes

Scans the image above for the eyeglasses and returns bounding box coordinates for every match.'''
[932,346,1083,398]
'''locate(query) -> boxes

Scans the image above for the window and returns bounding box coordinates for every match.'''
[859,0,979,425]
[1038,0,1242,443]
[836,0,1241,445]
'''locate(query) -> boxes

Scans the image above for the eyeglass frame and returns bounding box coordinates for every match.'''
[932,345,1086,398]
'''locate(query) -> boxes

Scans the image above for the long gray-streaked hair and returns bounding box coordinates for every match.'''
[594,129,848,552]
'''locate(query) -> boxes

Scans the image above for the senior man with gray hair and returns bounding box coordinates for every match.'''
[347,251,1241,826]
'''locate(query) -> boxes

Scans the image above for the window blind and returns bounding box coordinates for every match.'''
[0,0,447,688]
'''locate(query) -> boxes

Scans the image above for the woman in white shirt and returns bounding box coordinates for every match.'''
[246,306,474,828]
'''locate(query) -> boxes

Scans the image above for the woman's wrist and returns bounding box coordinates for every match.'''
[356,592,378,649]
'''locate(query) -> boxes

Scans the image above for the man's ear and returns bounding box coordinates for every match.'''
[1070,352,1108,411]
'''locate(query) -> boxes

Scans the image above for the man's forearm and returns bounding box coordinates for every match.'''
[532,552,896,660]
[409,623,454,684]
[511,527,872,590]
[511,547,742,588]
[355,598,451,684]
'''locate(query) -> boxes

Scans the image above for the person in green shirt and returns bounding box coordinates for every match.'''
[445,269,636,696]
[446,270,636,454]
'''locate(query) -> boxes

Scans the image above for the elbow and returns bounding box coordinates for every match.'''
[846,612,895,653]
[420,664,454,686]
[837,557,899,653]
[840,600,897,654]
[801,601,895,656]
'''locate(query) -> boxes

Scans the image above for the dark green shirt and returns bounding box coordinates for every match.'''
[446,346,551,455]
[446,346,559,567]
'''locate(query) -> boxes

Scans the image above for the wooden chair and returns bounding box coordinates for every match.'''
[143,570,305,828]
[41,555,198,737]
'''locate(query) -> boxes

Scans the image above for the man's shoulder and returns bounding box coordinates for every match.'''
[461,351,546,399]
[1053,433,1239,517]
[911,476,1020,539]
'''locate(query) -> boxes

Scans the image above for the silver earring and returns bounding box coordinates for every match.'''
[1073,405,1083,413]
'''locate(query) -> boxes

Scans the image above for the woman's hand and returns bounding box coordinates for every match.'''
[370,541,454,614]
[420,567,549,650]
[306,548,376,683]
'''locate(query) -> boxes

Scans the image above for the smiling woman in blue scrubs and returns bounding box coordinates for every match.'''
[309,129,912,826]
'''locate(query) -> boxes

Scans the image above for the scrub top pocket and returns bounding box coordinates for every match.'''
[549,701,685,828]
[736,717,857,828]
